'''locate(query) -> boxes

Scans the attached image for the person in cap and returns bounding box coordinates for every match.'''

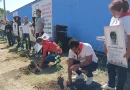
[36,37,62,68]
[34,9,44,38]
[13,16,21,48]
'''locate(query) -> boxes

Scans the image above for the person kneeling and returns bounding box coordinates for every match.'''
[36,38,62,68]
[67,38,98,85]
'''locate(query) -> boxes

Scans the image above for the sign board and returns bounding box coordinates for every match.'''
[0,24,5,31]
[104,25,128,68]
[34,43,42,53]
[29,26,36,42]
[32,0,52,37]
[13,22,18,36]
[19,26,23,38]
[13,11,18,17]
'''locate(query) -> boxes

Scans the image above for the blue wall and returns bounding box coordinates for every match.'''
[7,1,37,22]
[8,0,130,51]
[53,0,112,51]
[52,0,71,39]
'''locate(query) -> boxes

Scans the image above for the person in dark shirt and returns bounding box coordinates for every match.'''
[5,21,14,46]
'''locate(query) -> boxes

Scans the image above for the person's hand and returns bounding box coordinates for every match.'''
[36,66,42,71]
[70,64,80,71]
[124,52,130,61]
[66,80,72,86]
[39,63,43,68]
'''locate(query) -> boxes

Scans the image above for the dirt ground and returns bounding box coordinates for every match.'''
[0,41,108,90]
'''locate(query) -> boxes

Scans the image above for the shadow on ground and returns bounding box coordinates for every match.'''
[38,65,57,74]
[0,41,6,44]
[67,80,102,90]
[8,48,18,53]
[0,45,10,49]
[33,79,102,90]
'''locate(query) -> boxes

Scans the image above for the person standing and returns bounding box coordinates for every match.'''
[103,0,130,90]
[0,20,5,40]
[5,21,14,46]
[34,9,44,56]
[13,16,21,48]
[22,17,32,54]
[34,9,44,38]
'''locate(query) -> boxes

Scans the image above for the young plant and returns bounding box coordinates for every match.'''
[55,55,64,89]
[58,41,62,48]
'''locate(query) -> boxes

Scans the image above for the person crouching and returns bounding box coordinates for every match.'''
[66,38,98,86]
[36,38,62,68]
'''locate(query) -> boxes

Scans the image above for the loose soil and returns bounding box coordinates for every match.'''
[0,41,108,90]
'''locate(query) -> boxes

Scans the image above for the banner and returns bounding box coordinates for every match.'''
[29,26,36,42]
[13,11,18,17]
[104,25,128,68]
[34,43,42,53]
[13,22,18,36]
[19,26,23,38]
[32,0,52,37]
[0,24,5,31]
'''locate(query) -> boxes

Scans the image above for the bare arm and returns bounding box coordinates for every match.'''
[104,42,107,54]
[67,58,73,82]
[125,35,130,60]
[39,55,46,68]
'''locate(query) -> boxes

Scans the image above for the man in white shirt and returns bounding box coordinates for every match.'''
[67,38,98,86]
[21,17,32,53]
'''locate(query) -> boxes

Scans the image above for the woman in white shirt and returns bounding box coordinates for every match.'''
[103,0,130,90]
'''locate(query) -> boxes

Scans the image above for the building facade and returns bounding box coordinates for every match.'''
[8,0,130,51]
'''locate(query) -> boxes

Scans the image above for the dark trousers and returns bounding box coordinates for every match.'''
[7,33,14,46]
[107,63,127,90]
[22,33,31,50]
[123,59,130,90]
[16,36,21,47]
[73,60,98,77]
[44,53,57,64]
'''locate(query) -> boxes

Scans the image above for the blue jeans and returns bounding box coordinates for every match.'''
[73,60,98,77]
[44,53,58,64]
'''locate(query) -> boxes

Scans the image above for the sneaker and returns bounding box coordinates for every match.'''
[72,74,84,80]
[101,84,116,90]
[86,77,93,85]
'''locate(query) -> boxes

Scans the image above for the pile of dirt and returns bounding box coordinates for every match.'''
[19,67,31,75]
[19,61,40,75]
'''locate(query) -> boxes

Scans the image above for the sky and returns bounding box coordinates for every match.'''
[0,0,35,12]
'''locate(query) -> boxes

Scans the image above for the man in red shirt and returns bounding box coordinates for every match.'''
[36,38,62,68]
